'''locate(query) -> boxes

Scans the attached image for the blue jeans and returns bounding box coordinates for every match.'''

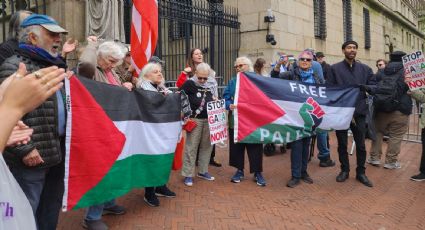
[9,159,65,230]
[316,131,330,161]
[290,137,311,178]
[85,200,116,221]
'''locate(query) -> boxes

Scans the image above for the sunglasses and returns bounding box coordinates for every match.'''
[234,64,247,69]
[299,58,312,62]
[197,77,208,81]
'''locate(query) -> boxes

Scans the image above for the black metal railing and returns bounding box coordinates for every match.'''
[0,0,47,42]
[156,0,240,87]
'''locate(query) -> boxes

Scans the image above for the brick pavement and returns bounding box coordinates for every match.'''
[57,135,425,230]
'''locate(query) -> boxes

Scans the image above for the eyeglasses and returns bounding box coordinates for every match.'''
[197,77,208,81]
[234,64,247,69]
[378,63,384,67]
[299,58,312,62]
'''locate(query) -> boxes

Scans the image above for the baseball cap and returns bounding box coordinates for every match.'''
[148,56,165,65]
[316,52,325,58]
[21,14,68,34]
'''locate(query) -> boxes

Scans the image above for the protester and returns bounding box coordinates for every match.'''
[376,59,387,72]
[79,36,128,230]
[407,86,425,181]
[367,51,411,169]
[0,10,32,64]
[271,51,322,187]
[0,63,66,230]
[328,40,375,187]
[176,48,221,167]
[0,13,70,229]
[136,63,176,207]
[179,62,216,186]
[115,45,136,85]
[254,57,268,76]
[223,57,267,186]
[316,52,331,80]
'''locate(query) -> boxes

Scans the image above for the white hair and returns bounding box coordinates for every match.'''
[235,56,254,72]
[195,62,211,73]
[97,41,126,61]
[19,25,41,44]
[137,63,162,86]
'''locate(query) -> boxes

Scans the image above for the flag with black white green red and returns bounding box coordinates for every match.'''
[234,72,359,144]
[62,76,181,211]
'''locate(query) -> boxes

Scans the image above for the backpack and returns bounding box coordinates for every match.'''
[373,71,402,112]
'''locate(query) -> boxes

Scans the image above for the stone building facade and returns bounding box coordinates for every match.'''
[224,0,425,71]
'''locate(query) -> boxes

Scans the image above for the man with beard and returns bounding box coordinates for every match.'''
[327,41,375,187]
[0,14,69,229]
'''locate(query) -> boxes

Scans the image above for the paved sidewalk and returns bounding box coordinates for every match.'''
[58,136,425,230]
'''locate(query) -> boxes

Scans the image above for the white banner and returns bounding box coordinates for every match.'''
[403,50,425,90]
[207,99,228,145]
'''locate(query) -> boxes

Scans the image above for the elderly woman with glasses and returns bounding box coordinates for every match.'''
[179,62,216,187]
[271,50,324,188]
[223,57,267,187]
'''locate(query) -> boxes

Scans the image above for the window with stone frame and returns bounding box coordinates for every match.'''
[313,0,327,39]
[363,8,371,49]
[342,0,352,42]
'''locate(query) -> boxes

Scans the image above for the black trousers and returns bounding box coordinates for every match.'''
[228,128,263,173]
[335,115,367,175]
[420,128,425,174]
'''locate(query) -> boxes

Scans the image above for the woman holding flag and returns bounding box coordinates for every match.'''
[271,50,323,188]
[223,56,267,187]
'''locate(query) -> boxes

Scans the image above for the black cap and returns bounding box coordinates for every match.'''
[316,52,325,58]
[148,56,164,65]
[389,51,406,62]
[342,40,358,49]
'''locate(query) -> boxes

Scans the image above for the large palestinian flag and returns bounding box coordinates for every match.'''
[234,72,359,143]
[62,77,181,211]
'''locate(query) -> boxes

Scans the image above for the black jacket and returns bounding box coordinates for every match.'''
[0,38,18,65]
[179,80,214,119]
[320,61,331,81]
[374,62,412,115]
[328,60,375,116]
[0,48,67,169]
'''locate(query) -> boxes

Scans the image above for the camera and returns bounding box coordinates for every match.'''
[266,34,276,46]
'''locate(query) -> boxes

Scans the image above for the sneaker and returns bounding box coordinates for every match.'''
[383,162,401,169]
[319,159,336,167]
[254,172,266,186]
[230,169,244,183]
[184,177,193,186]
[410,173,425,182]
[102,205,126,215]
[301,172,313,184]
[197,172,215,181]
[144,194,160,207]
[82,219,108,230]
[366,158,381,166]
[155,185,176,198]
[286,177,301,188]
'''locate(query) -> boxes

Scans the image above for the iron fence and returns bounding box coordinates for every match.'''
[156,0,240,87]
[405,100,422,143]
[0,0,46,43]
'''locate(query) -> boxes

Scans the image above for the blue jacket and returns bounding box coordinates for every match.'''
[328,59,375,116]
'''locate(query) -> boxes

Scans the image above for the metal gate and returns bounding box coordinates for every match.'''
[405,100,422,143]
[0,0,47,42]
[156,0,240,90]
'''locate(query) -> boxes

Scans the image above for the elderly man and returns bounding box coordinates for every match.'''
[0,14,68,229]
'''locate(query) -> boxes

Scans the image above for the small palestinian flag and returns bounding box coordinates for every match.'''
[62,77,181,211]
[234,72,359,143]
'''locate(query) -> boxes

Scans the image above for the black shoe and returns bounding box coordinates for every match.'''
[336,171,349,182]
[410,173,425,182]
[144,193,160,207]
[209,159,222,167]
[102,205,126,215]
[286,177,301,188]
[82,219,108,230]
[155,185,176,198]
[319,159,336,167]
[301,173,313,184]
[356,174,373,187]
